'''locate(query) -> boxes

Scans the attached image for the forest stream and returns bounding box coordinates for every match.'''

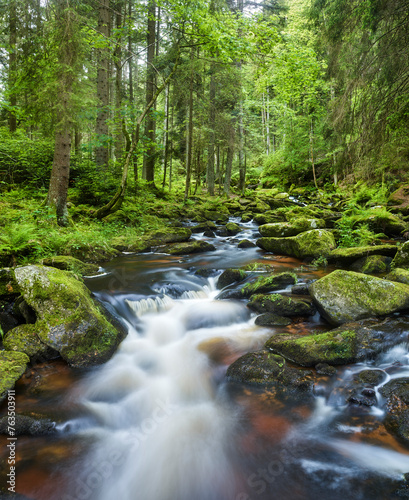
[2,219,409,500]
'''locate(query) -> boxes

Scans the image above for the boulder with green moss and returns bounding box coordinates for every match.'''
[148,227,192,246]
[328,244,397,266]
[237,239,256,249]
[13,265,126,368]
[254,313,292,327]
[241,272,297,297]
[226,350,314,396]
[253,212,286,225]
[356,212,407,236]
[248,293,316,317]
[392,241,409,269]
[266,317,409,367]
[259,219,325,238]
[42,256,100,276]
[191,221,217,233]
[3,323,57,361]
[0,351,29,402]
[257,230,336,259]
[217,269,247,289]
[162,240,216,255]
[225,222,241,235]
[350,255,392,274]
[385,268,409,285]
[310,269,409,325]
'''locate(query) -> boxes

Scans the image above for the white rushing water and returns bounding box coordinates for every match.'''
[73,285,269,500]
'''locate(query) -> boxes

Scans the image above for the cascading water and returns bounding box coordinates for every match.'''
[4,221,409,500]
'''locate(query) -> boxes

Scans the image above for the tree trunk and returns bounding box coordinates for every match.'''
[142,0,156,184]
[223,141,234,196]
[184,46,194,201]
[114,2,123,162]
[8,0,17,133]
[162,83,169,188]
[96,0,110,170]
[48,128,71,226]
[207,65,216,196]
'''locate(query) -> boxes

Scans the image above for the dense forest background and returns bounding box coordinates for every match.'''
[0,0,408,229]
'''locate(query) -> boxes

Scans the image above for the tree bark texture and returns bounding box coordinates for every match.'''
[96,0,110,169]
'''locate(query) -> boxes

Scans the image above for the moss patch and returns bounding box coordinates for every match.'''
[241,272,298,297]
[0,351,29,401]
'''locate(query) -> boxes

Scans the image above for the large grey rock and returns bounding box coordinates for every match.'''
[310,269,409,325]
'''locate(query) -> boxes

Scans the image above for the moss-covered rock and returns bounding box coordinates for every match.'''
[253,212,286,225]
[259,219,325,238]
[254,313,292,327]
[162,240,216,255]
[248,293,316,317]
[3,323,57,361]
[385,268,409,285]
[191,221,217,233]
[350,255,392,274]
[13,265,126,368]
[328,244,397,266]
[380,379,409,445]
[225,222,241,235]
[148,227,192,245]
[257,230,336,259]
[310,269,409,325]
[237,239,256,249]
[392,241,409,269]
[241,272,298,297]
[240,213,253,223]
[226,349,314,395]
[0,268,20,297]
[217,269,247,289]
[355,212,407,236]
[110,236,152,253]
[266,317,409,367]
[0,351,29,402]
[42,255,100,276]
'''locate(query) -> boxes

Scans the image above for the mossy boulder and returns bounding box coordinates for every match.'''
[310,269,409,325]
[0,351,29,402]
[248,293,316,317]
[0,268,20,297]
[225,222,241,235]
[237,239,256,249]
[266,317,409,367]
[392,241,409,269]
[148,227,192,245]
[254,313,292,327]
[42,256,100,276]
[241,214,253,223]
[217,269,247,289]
[380,379,409,445]
[13,265,126,368]
[253,212,286,225]
[162,240,216,255]
[328,244,397,266]
[385,268,409,285]
[226,350,314,396]
[356,212,407,236]
[350,255,392,274]
[191,221,217,233]
[257,230,336,259]
[3,323,57,362]
[241,272,297,297]
[259,219,325,238]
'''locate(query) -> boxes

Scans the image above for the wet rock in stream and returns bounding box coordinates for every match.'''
[380,379,409,445]
[0,413,56,436]
[226,349,314,397]
[265,317,409,367]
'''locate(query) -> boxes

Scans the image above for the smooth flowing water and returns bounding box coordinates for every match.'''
[2,220,409,499]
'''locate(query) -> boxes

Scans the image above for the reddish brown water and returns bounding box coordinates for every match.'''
[2,224,409,500]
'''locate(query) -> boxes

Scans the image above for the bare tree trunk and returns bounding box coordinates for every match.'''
[184,46,194,201]
[223,141,234,196]
[142,0,156,183]
[310,117,318,189]
[96,0,110,169]
[207,65,216,196]
[162,83,169,188]
[114,2,123,161]
[8,0,17,133]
